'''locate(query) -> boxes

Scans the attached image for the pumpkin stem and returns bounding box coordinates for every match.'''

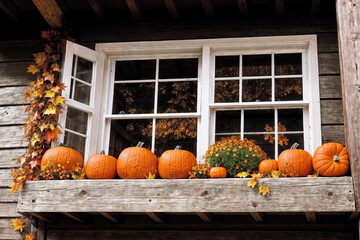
[175,145,182,150]
[333,155,341,162]
[59,143,69,148]
[136,142,145,148]
[100,150,105,155]
[290,143,299,149]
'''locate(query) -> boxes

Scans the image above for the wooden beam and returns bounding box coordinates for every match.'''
[348,211,359,221]
[146,212,165,223]
[250,212,264,222]
[164,0,178,18]
[62,212,90,223]
[200,0,214,17]
[275,0,284,15]
[125,0,141,20]
[0,0,17,21]
[32,0,62,27]
[311,0,320,15]
[237,0,248,16]
[30,216,45,240]
[196,212,213,223]
[88,0,104,20]
[28,212,57,223]
[100,212,124,223]
[305,212,316,223]
[336,0,360,210]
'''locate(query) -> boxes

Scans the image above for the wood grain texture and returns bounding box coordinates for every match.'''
[0,61,32,87]
[318,53,340,75]
[320,100,344,124]
[0,203,20,217]
[0,169,13,187]
[0,218,23,240]
[336,0,360,210]
[18,178,355,213]
[321,125,345,145]
[0,87,28,106]
[0,126,26,148]
[0,42,41,62]
[319,76,342,99]
[0,149,25,168]
[317,33,339,53]
[0,105,27,125]
[32,0,62,27]
[0,188,18,202]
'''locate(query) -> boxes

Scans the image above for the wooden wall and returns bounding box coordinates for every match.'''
[0,15,347,239]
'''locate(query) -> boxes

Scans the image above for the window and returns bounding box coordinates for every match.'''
[59,35,321,162]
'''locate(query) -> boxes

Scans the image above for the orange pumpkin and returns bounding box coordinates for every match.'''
[210,167,227,178]
[259,159,278,175]
[158,146,197,179]
[278,143,313,177]
[41,145,84,171]
[312,142,349,177]
[85,151,117,179]
[117,142,158,179]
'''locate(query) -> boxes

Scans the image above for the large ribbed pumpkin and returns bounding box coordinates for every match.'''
[85,151,117,179]
[158,146,197,179]
[117,142,158,179]
[278,143,313,177]
[41,145,84,171]
[312,142,349,177]
[259,159,278,175]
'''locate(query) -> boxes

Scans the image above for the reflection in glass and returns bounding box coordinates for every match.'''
[159,58,198,79]
[158,81,197,113]
[244,134,275,159]
[75,56,93,83]
[112,83,155,114]
[64,131,86,157]
[242,79,272,102]
[115,60,156,80]
[278,109,303,131]
[66,107,88,134]
[278,134,304,155]
[275,78,303,101]
[74,81,91,105]
[275,53,302,75]
[244,109,274,133]
[216,111,241,134]
[215,80,239,103]
[243,55,271,76]
[215,134,240,142]
[215,56,239,78]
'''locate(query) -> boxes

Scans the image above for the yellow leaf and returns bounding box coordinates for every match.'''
[9,183,21,194]
[30,133,40,146]
[145,172,156,179]
[259,185,270,196]
[247,178,258,188]
[271,170,281,178]
[49,123,56,131]
[307,172,319,178]
[44,105,57,115]
[25,234,35,240]
[33,52,46,66]
[27,65,39,75]
[236,171,249,178]
[10,218,26,232]
[51,63,61,72]
[39,123,48,132]
[49,95,65,106]
[44,44,52,54]
[45,86,60,98]
[251,173,263,179]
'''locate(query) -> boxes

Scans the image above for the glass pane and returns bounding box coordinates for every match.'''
[215,80,239,103]
[275,78,303,101]
[278,134,304,155]
[215,134,240,142]
[112,83,155,114]
[74,81,91,105]
[159,58,198,79]
[275,53,302,75]
[244,109,274,132]
[242,55,271,76]
[158,81,197,113]
[278,109,303,131]
[215,56,239,78]
[115,60,156,80]
[75,56,93,83]
[109,119,152,157]
[242,79,272,102]
[64,131,86,157]
[216,110,241,134]
[244,134,274,159]
[65,107,88,134]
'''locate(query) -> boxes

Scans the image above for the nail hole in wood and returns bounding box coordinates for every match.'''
[80,190,87,195]
[252,202,257,207]
[328,192,333,196]
[201,191,209,196]
[32,199,35,203]
[149,199,152,202]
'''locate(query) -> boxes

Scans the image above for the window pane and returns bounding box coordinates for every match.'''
[278,134,304,155]
[275,53,302,75]
[243,55,271,76]
[244,134,274,159]
[215,56,239,78]
[242,79,272,102]
[215,80,239,103]
[275,78,303,101]
[278,109,303,131]
[244,109,274,132]
[64,131,86,157]
[115,60,156,80]
[159,58,198,79]
[158,81,197,113]
[154,118,197,156]
[216,110,241,134]
[66,107,88,134]
[109,119,152,157]
[112,83,155,114]
[73,81,91,105]
[75,56,93,83]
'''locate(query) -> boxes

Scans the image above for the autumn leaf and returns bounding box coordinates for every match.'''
[41,31,51,40]
[44,105,57,115]
[24,89,31,101]
[27,65,39,75]
[259,185,270,196]
[44,73,55,83]
[39,123,47,132]
[307,172,319,178]
[145,172,156,179]
[33,52,46,66]
[29,160,38,169]
[44,44,52,54]
[45,86,60,98]
[49,123,56,131]
[9,183,21,194]
[30,133,40,146]
[49,95,65,106]
[271,170,281,178]
[51,63,61,72]
[10,218,26,232]
[25,234,35,240]
[247,178,258,188]
[44,128,62,144]
[236,171,249,178]
[251,173,263,179]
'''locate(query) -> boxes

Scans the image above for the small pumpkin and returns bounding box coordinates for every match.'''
[312,142,349,177]
[41,144,84,171]
[209,167,227,178]
[259,159,278,175]
[278,143,313,177]
[158,146,197,179]
[117,142,158,179]
[85,151,117,179]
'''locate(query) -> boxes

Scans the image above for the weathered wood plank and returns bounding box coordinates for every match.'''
[0,105,27,125]
[0,188,18,202]
[250,212,264,222]
[0,169,13,187]
[348,211,359,221]
[0,87,28,106]
[0,148,25,168]
[0,218,22,240]
[29,212,58,223]
[0,62,31,87]
[0,42,41,62]
[100,212,124,223]
[318,53,340,75]
[18,178,355,213]
[320,100,344,124]
[317,33,339,53]
[0,126,26,148]
[146,212,165,223]
[321,125,345,145]
[32,0,62,28]
[196,212,213,223]
[336,0,360,211]
[0,203,20,217]
[62,213,90,223]
[30,217,45,240]
[305,212,316,222]
[319,76,342,99]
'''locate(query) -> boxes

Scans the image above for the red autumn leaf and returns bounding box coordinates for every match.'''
[44,128,62,144]
[41,31,51,40]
